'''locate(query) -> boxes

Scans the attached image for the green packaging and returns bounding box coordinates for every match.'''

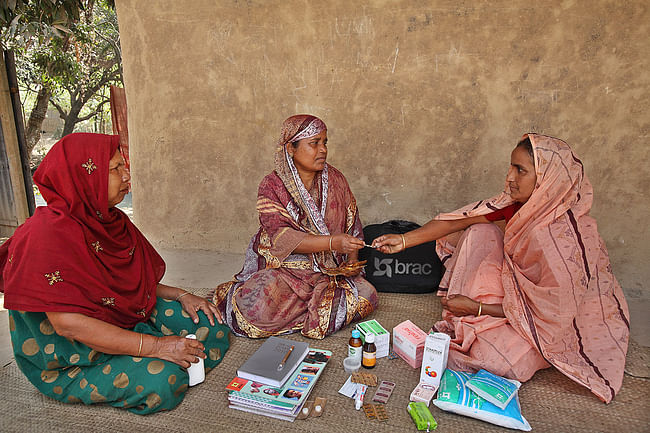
[407,401,437,431]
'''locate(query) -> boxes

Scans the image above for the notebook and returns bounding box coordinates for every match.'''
[237,336,310,387]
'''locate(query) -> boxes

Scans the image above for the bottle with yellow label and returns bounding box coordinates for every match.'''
[362,333,377,369]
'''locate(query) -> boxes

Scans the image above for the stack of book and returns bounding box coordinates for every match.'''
[226,336,332,421]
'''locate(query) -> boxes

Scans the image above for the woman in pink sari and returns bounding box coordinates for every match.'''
[374,134,629,403]
[214,115,378,339]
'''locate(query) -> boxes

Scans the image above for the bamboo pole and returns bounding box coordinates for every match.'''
[0,51,30,226]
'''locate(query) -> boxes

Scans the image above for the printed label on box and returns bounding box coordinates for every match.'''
[419,332,450,388]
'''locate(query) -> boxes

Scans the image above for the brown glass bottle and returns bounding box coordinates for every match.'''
[362,333,377,369]
[348,329,363,362]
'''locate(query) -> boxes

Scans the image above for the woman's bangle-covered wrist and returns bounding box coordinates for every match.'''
[137,333,143,357]
[175,290,190,301]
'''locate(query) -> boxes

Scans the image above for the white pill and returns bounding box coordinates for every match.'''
[314,405,322,413]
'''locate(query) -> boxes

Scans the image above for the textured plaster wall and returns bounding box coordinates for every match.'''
[115,0,649,291]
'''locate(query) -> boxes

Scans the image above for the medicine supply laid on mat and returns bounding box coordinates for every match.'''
[420,332,450,388]
[393,320,428,368]
[433,369,531,431]
[354,384,368,410]
[357,320,390,358]
[410,381,438,406]
[374,404,389,421]
[348,329,363,362]
[343,356,361,373]
[312,397,327,417]
[338,375,358,398]
[372,380,396,404]
[351,372,378,386]
[408,401,438,431]
[362,404,389,421]
[466,369,521,410]
[362,403,377,419]
[362,333,377,369]
[296,400,314,420]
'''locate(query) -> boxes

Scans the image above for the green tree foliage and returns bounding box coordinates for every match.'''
[1,0,84,49]
[2,0,121,156]
[47,2,122,137]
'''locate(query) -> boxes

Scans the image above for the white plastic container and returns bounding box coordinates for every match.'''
[185,334,205,386]
[343,356,361,373]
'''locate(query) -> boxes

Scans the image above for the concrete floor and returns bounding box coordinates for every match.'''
[0,247,648,368]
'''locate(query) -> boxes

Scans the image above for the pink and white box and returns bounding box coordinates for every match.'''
[392,320,427,368]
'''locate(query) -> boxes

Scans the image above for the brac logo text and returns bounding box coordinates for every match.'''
[373,257,433,278]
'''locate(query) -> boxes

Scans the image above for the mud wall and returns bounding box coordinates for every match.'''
[115,0,649,291]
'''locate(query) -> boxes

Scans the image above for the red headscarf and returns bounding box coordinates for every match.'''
[0,133,165,328]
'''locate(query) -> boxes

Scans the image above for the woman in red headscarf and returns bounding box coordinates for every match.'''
[0,133,229,414]
[374,134,629,403]
[213,115,378,339]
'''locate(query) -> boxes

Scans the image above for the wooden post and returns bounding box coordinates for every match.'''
[4,50,35,215]
[0,51,30,227]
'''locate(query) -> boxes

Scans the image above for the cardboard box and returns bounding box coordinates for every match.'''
[419,332,450,388]
[356,319,390,358]
[410,382,438,406]
[392,320,427,368]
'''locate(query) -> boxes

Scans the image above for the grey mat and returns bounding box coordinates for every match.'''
[1,291,648,433]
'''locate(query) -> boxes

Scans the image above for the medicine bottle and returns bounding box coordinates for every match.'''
[362,333,377,369]
[348,329,363,361]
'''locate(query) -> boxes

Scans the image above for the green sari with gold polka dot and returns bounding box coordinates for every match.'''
[8,297,229,414]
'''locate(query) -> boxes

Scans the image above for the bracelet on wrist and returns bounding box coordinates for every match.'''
[137,333,143,357]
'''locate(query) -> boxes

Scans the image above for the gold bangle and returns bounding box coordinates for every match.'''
[477,302,483,317]
[137,333,143,357]
[329,235,333,252]
[400,234,406,251]
[175,291,190,301]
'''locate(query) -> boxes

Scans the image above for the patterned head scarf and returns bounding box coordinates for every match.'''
[0,133,165,328]
[274,115,329,233]
[276,114,327,149]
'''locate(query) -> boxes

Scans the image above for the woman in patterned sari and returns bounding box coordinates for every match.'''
[214,114,378,339]
[374,134,629,403]
[0,133,230,414]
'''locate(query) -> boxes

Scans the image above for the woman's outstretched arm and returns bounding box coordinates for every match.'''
[293,233,364,257]
[372,214,490,253]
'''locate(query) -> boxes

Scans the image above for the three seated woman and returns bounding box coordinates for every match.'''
[0,118,630,413]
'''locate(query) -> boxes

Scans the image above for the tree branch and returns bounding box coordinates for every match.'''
[76,99,110,122]
[85,67,120,99]
[49,97,67,119]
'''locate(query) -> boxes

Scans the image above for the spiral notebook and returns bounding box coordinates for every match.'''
[237,336,310,387]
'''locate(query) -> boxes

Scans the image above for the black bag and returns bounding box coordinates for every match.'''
[359,220,444,294]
